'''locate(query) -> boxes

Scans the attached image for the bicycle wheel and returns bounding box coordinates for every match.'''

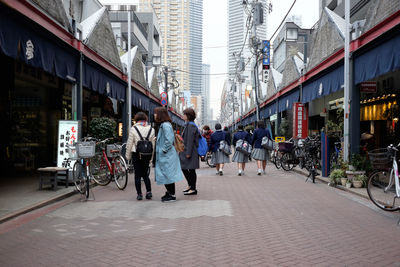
[91,153,111,186]
[273,151,281,169]
[72,161,86,194]
[206,154,215,168]
[85,175,90,199]
[281,152,295,171]
[114,156,128,190]
[367,170,400,211]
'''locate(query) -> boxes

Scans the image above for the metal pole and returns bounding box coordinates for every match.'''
[164,66,168,108]
[239,75,243,123]
[344,0,350,162]
[127,11,132,130]
[252,1,260,122]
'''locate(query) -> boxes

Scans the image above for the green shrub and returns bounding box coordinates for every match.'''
[329,169,345,184]
[89,117,117,140]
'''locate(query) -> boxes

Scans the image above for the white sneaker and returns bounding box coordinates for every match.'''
[263,170,266,175]
[216,170,219,175]
[257,169,262,176]
[238,170,242,176]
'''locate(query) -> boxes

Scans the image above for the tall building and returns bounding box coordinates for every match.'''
[201,64,210,125]
[189,0,203,96]
[139,0,203,100]
[227,0,268,81]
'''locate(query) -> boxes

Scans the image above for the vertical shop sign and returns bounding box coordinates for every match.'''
[57,120,81,168]
[293,103,308,139]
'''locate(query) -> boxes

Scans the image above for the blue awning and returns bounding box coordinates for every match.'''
[260,102,277,118]
[0,4,79,80]
[132,89,150,111]
[169,111,185,126]
[354,32,400,84]
[278,89,300,112]
[83,61,126,101]
[149,100,161,115]
[302,65,344,103]
[302,64,343,103]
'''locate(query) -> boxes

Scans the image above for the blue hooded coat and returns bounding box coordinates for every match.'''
[155,122,183,185]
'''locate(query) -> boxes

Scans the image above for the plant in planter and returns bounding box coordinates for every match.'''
[346,154,371,179]
[353,174,367,188]
[329,169,345,186]
[89,117,117,141]
[345,179,352,189]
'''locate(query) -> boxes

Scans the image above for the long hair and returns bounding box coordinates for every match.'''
[154,107,172,123]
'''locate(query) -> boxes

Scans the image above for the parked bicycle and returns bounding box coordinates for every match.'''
[71,137,97,199]
[367,144,400,211]
[91,138,128,190]
[330,141,342,168]
[303,136,320,183]
[205,152,215,168]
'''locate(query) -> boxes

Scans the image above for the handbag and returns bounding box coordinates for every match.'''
[174,133,185,153]
[261,136,274,150]
[219,140,232,155]
[236,139,252,156]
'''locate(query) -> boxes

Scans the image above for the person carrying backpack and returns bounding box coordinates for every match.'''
[179,108,200,195]
[125,112,155,200]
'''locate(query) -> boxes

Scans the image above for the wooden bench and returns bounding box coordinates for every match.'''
[37,167,69,191]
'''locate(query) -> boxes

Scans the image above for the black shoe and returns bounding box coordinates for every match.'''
[161,192,176,202]
[145,192,152,200]
[137,194,143,201]
[183,187,191,193]
[184,189,197,195]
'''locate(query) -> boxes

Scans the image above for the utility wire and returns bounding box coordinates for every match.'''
[269,0,297,41]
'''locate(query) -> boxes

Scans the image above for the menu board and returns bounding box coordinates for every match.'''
[57,120,80,168]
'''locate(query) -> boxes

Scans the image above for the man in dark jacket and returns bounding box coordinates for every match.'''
[179,108,200,195]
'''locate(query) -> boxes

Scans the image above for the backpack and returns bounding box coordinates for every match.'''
[134,126,153,161]
[188,122,207,156]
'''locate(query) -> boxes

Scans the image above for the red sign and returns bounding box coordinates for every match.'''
[360,81,377,93]
[293,103,308,139]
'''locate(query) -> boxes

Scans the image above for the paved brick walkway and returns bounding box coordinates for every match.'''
[0,161,399,266]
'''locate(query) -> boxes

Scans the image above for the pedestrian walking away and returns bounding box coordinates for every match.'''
[251,120,271,175]
[232,124,251,176]
[125,112,155,200]
[179,108,200,196]
[153,107,183,202]
[209,123,231,176]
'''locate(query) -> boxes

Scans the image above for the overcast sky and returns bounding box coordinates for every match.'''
[203,0,320,120]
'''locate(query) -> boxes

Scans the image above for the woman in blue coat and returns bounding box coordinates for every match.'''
[232,125,251,176]
[251,120,272,175]
[209,123,230,176]
[154,107,183,202]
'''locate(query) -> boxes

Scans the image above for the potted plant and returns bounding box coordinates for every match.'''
[329,169,345,186]
[346,154,370,179]
[345,179,352,189]
[353,174,367,188]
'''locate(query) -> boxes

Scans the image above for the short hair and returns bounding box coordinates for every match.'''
[183,108,196,121]
[134,112,148,122]
[223,126,228,131]
[154,107,172,123]
[238,125,244,130]
[257,120,265,128]
[203,125,210,131]
[215,123,222,130]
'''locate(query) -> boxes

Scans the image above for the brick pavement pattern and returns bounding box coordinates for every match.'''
[1,161,400,266]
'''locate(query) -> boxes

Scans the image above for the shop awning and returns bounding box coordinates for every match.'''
[83,61,126,101]
[302,64,344,103]
[131,89,150,111]
[354,32,400,84]
[169,111,185,127]
[278,89,300,113]
[0,4,79,80]
[261,102,277,118]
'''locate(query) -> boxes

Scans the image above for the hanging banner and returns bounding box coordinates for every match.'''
[57,120,81,168]
[292,103,308,139]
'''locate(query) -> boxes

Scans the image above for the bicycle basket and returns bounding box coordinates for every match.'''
[67,145,78,160]
[77,141,96,158]
[106,144,121,158]
[368,148,391,170]
[278,142,294,153]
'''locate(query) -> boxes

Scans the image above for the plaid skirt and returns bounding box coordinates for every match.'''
[251,148,268,161]
[211,151,230,165]
[232,150,249,163]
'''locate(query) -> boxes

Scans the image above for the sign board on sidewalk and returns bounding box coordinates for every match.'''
[360,81,377,93]
[57,120,81,169]
[292,103,308,139]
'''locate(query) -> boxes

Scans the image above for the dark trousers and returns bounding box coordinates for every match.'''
[182,169,197,190]
[132,152,151,195]
[164,183,175,195]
